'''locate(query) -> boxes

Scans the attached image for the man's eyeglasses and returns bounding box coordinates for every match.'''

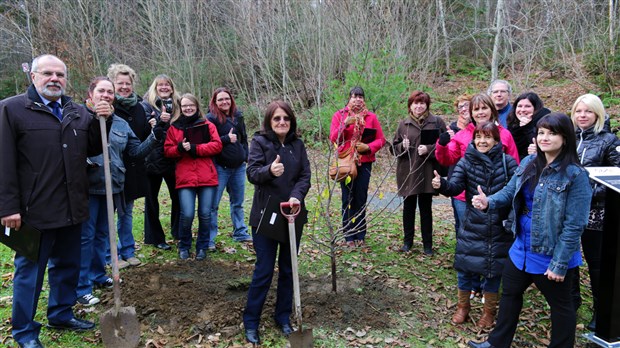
[272,116,291,123]
[34,71,66,79]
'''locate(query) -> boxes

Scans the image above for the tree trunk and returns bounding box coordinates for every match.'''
[491,0,505,81]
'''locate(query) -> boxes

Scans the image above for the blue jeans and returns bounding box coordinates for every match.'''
[78,195,110,297]
[116,200,135,260]
[179,186,216,251]
[210,163,250,247]
[341,162,372,241]
[457,271,501,293]
[451,197,466,236]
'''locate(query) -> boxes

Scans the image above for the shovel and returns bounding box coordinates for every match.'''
[280,202,313,348]
[98,116,141,348]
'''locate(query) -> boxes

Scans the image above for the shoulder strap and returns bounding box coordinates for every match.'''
[502,153,508,186]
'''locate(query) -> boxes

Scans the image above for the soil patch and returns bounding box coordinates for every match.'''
[100,259,416,345]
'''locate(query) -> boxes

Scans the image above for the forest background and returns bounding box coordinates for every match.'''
[1,0,620,347]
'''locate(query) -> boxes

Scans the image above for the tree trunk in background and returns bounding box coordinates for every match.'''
[437,0,450,72]
[491,0,505,81]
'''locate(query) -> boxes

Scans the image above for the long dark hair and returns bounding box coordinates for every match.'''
[507,92,544,128]
[523,112,580,187]
[208,87,237,124]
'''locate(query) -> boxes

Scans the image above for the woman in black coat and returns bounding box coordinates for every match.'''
[243,101,311,344]
[506,92,551,161]
[433,122,517,328]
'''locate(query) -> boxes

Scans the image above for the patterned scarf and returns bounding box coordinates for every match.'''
[115,92,138,108]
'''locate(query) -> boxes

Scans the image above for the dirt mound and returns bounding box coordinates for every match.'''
[100,258,415,345]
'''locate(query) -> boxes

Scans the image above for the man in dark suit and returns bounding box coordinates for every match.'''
[0,54,109,348]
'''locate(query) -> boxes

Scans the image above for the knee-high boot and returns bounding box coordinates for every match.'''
[477,292,499,328]
[452,290,471,324]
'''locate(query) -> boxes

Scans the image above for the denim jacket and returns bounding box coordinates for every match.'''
[86,115,158,195]
[487,155,592,276]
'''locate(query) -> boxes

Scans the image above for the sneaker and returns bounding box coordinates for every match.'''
[117,259,130,269]
[179,249,190,260]
[95,277,122,289]
[207,245,217,252]
[196,249,207,261]
[125,257,141,266]
[76,294,100,306]
[399,244,412,252]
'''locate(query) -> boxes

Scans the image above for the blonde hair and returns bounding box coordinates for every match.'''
[571,94,606,134]
[143,74,180,118]
[107,63,137,85]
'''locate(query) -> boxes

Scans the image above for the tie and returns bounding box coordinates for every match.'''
[49,101,63,121]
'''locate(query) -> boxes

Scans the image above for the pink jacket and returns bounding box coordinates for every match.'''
[435,122,520,201]
[329,107,386,163]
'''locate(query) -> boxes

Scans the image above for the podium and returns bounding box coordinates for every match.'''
[584,167,620,347]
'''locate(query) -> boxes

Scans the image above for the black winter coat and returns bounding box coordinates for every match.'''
[439,142,518,277]
[141,101,175,175]
[0,85,104,228]
[576,126,620,207]
[114,97,151,201]
[207,110,249,168]
[247,132,311,227]
[508,107,551,161]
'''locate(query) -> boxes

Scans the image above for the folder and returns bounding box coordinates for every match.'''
[0,222,41,262]
[256,195,306,243]
[420,129,440,145]
[361,128,377,144]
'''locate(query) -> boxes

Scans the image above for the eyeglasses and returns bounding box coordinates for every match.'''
[217,97,231,102]
[181,104,196,109]
[34,71,66,79]
[272,116,291,123]
[457,103,470,110]
[492,90,509,95]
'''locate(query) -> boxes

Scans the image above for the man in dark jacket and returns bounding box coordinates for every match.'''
[0,55,108,348]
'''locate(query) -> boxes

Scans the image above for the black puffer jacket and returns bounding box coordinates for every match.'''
[439,142,518,277]
[508,107,551,160]
[207,110,249,168]
[576,126,620,207]
[247,131,311,227]
[141,101,175,175]
[114,96,151,201]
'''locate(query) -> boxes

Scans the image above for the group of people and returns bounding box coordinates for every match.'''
[0,54,618,348]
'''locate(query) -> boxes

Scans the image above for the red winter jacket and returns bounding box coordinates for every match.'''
[164,117,222,189]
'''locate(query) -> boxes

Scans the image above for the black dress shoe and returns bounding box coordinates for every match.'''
[196,249,207,260]
[18,338,44,348]
[587,315,596,331]
[245,328,260,344]
[278,323,294,337]
[47,317,95,331]
[467,341,495,348]
[156,243,172,250]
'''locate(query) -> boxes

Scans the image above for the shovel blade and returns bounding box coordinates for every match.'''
[289,328,313,348]
[100,306,140,348]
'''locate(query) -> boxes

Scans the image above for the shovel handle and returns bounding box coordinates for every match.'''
[280,202,300,223]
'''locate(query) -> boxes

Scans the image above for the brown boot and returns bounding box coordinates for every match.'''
[477,292,499,328]
[452,290,471,324]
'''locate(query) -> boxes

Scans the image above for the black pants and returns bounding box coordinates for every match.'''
[402,193,433,247]
[573,228,602,313]
[488,259,576,348]
[341,162,372,242]
[144,170,180,243]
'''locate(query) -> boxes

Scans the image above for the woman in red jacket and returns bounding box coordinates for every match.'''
[164,93,222,260]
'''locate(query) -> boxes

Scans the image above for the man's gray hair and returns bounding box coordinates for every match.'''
[487,79,512,95]
[30,54,67,74]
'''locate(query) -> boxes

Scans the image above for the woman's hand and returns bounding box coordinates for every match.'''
[288,197,300,214]
[431,170,441,189]
[417,145,428,156]
[344,116,357,126]
[355,142,370,154]
[181,138,191,151]
[472,185,488,210]
[95,101,113,119]
[160,110,171,123]
[401,137,410,149]
[270,155,284,177]
[446,125,455,139]
[527,137,537,155]
[228,128,237,143]
[544,269,565,282]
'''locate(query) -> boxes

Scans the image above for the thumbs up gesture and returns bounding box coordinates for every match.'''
[270,154,284,177]
[527,137,537,155]
[431,170,441,189]
[472,185,488,210]
[228,128,237,143]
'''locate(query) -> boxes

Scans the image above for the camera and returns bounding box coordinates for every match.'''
[156,98,174,114]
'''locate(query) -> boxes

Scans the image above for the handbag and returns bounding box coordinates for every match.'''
[329,145,358,182]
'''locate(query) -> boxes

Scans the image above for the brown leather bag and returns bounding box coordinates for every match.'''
[329,145,358,182]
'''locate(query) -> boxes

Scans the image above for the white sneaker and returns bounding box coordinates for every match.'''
[77,294,100,306]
